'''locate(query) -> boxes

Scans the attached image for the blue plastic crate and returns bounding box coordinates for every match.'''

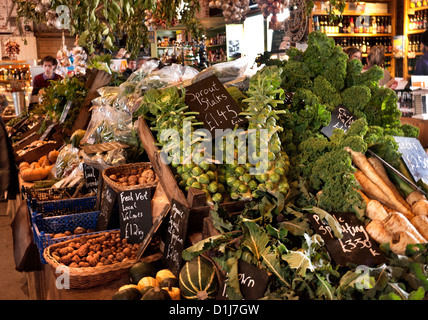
[28,196,97,218]
[32,210,101,264]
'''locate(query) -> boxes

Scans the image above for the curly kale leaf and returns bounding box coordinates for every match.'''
[312,75,342,111]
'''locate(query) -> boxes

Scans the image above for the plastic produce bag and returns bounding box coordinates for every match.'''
[52,144,81,179]
[191,56,253,84]
[137,63,199,92]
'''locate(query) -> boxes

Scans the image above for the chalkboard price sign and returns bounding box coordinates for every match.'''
[185,75,247,137]
[394,136,428,185]
[83,163,100,193]
[321,105,356,138]
[163,198,190,277]
[307,211,386,266]
[118,188,152,244]
[217,260,271,300]
[96,185,117,231]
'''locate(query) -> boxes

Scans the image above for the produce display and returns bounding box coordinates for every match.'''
[49,231,139,268]
[112,261,181,300]
[10,27,428,301]
[105,167,157,188]
[15,140,58,158]
[47,226,95,239]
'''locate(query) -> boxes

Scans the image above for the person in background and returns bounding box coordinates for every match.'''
[414,30,428,75]
[122,57,137,79]
[344,46,362,62]
[31,55,62,96]
[363,45,397,89]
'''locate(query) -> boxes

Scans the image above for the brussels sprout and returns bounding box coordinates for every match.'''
[183,163,194,172]
[232,180,242,190]
[256,174,268,183]
[274,167,285,176]
[181,171,191,182]
[218,175,226,184]
[193,153,204,164]
[198,174,210,185]
[191,181,202,189]
[269,172,281,183]
[212,193,223,203]
[206,170,216,181]
[192,166,203,177]
[200,161,210,171]
[270,143,281,154]
[265,181,274,191]
[186,177,197,186]
[227,176,236,186]
[217,183,226,193]
[234,166,245,177]
[242,173,251,183]
[248,180,258,190]
[207,181,219,194]
[268,151,276,161]
[238,184,249,194]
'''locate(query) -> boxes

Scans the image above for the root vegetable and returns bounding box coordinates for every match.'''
[367,157,411,211]
[390,231,419,255]
[383,211,426,243]
[406,190,426,206]
[366,199,390,222]
[346,148,414,220]
[411,215,428,240]
[354,169,414,220]
[411,198,428,216]
[365,220,393,244]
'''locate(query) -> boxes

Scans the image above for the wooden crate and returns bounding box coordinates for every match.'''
[136,116,248,233]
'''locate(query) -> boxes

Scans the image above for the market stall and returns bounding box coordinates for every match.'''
[4,0,428,303]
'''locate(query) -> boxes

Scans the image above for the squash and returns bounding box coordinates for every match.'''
[20,165,52,182]
[137,276,159,291]
[48,150,59,164]
[179,256,219,300]
[162,286,181,300]
[118,284,139,292]
[140,286,171,300]
[129,261,157,284]
[19,162,30,170]
[156,269,176,283]
[160,277,179,288]
[112,287,142,300]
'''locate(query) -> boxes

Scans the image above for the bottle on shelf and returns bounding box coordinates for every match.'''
[372,17,377,34]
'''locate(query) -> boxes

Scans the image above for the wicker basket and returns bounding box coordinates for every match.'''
[102,162,158,193]
[43,230,162,289]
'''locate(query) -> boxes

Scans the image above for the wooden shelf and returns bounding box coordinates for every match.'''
[408,29,426,34]
[408,5,428,13]
[312,11,392,16]
[206,43,226,48]
[324,33,393,37]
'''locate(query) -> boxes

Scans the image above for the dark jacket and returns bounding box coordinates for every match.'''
[31,73,63,96]
[414,51,428,75]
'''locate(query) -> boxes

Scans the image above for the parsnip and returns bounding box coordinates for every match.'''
[355,169,413,219]
[346,147,414,220]
[366,220,393,244]
[411,215,428,240]
[383,211,427,243]
[366,199,390,222]
[406,190,426,206]
[367,157,411,211]
[411,198,428,216]
[390,231,419,255]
